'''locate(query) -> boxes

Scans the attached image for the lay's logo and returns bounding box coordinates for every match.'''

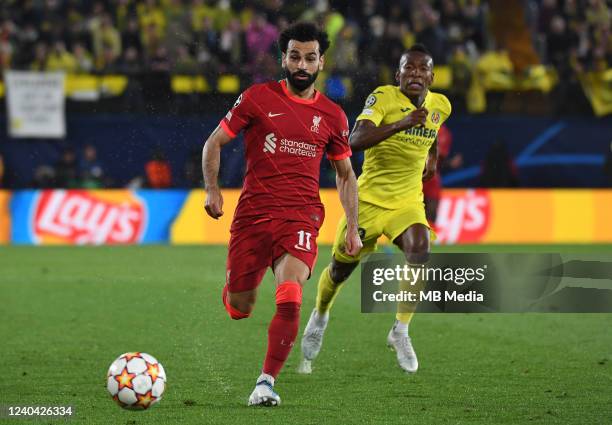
[33,190,147,244]
[435,190,490,244]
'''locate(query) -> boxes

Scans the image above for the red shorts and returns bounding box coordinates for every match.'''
[226,217,320,293]
[423,173,441,200]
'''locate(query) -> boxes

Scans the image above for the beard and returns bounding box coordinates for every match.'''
[284,67,319,92]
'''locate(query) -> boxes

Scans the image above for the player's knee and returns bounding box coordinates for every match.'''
[329,265,349,283]
[329,259,357,283]
[223,289,253,320]
[403,238,430,264]
[228,300,253,320]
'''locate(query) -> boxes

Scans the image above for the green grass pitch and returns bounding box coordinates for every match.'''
[1,245,611,424]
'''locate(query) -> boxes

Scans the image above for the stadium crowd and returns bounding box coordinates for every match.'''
[0,1,609,190]
[0,0,609,91]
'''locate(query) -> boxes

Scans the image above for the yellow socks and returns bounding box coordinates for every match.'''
[315,266,345,315]
[395,264,425,326]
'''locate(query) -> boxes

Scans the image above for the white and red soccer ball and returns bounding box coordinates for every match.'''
[107,352,166,410]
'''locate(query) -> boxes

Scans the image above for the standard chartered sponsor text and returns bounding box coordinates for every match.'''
[280,138,317,157]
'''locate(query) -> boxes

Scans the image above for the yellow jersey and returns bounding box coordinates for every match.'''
[355,85,452,209]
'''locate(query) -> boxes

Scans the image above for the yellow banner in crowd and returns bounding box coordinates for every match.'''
[171,189,612,245]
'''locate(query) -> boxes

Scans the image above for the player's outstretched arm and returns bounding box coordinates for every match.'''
[202,125,233,219]
[331,158,362,256]
[349,108,428,151]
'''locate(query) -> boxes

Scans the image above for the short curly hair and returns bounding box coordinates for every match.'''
[278,21,330,55]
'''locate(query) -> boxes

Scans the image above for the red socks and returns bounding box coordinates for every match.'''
[263,281,302,378]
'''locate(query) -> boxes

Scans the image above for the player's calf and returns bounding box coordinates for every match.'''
[262,281,302,377]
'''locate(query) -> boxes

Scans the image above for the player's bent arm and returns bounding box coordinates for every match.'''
[331,158,362,256]
[350,107,428,151]
[202,125,233,219]
[349,120,403,151]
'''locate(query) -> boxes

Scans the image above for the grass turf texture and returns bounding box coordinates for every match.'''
[1,245,611,425]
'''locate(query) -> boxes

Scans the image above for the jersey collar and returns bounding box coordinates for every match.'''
[280,79,321,105]
[399,88,431,108]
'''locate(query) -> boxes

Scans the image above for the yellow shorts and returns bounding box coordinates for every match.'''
[332,200,434,263]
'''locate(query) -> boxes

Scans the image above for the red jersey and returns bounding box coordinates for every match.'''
[219,80,351,228]
[423,124,452,199]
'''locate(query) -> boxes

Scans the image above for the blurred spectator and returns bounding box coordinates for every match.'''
[184,148,203,188]
[32,165,56,189]
[116,46,144,75]
[79,145,105,188]
[191,0,216,33]
[92,14,122,70]
[218,17,243,68]
[145,149,172,188]
[547,15,574,69]
[117,47,146,112]
[174,45,198,74]
[149,45,171,72]
[479,140,520,187]
[138,0,166,42]
[448,45,472,110]
[194,15,219,58]
[214,0,235,32]
[72,43,94,73]
[164,17,192,60]
[121,17,143,54]
[333,24,359,74]
[46,41,77,72]
[99,45,121,73]
[30,42,48,71]
[0,19,16,71]
[414,7,447,65]
[142,22,163,58]
[245,12,278,60]
[54,148,80,188]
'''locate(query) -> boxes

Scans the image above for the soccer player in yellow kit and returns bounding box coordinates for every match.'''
[299,44,451,374]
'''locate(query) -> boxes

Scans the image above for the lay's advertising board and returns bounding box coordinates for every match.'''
[4,189,612,245]
[170,189,612,245]
[10,190,188,245]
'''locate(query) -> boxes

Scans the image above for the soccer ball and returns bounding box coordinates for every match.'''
[106,352,166,410]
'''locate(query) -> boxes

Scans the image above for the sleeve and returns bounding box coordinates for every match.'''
[438,94,452,125]
[355,87,387,126]
[326,109,352,160]
[219,87,255,138]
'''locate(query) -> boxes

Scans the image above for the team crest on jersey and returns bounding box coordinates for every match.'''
[431,111,440,124]
[232,93,243,109]
[365,94,377,107]
[311,115,322,133]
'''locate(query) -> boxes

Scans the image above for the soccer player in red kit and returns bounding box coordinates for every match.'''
[202,22,362,406]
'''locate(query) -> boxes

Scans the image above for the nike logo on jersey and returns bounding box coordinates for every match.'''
[268,112,285,117]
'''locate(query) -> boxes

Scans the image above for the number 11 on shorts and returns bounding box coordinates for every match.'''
[296,230,312,251]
